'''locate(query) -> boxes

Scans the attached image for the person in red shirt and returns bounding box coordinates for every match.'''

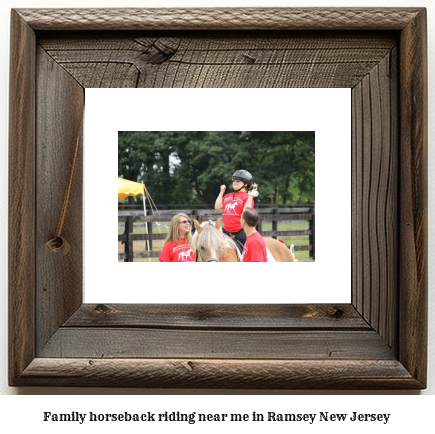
[158,213,196,262]
[240,207,267,262]
[214,170,258,248]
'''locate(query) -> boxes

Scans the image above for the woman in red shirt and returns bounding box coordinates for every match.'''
[158,213,196,262]
[214,170,258,248]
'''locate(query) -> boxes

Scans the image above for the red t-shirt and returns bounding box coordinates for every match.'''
[222,191,253,232]
[158,238,196,262]
[242,232,267,262]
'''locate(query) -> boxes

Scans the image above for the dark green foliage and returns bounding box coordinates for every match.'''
[118,131,315,205]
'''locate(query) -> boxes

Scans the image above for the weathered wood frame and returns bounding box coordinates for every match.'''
[9,8,427,388]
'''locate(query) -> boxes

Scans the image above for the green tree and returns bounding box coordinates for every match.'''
[118,131,315,205]
[118,131,195,204]
[249,131,315,203]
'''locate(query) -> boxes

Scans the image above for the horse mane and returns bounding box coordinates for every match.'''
[191,221,236,256]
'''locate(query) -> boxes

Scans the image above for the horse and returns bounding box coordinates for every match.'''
[191,218,294,262]
[191,219,239,262]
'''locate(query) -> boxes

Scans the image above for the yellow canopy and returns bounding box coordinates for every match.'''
[118,177,145,198]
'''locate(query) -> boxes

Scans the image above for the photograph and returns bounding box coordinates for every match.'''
[117,131,315,264]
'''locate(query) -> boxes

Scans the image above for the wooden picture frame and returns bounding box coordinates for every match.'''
[9,8,427,389]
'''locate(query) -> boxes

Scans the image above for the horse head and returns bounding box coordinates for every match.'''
[193,218,222,233]
[192,219,235,262]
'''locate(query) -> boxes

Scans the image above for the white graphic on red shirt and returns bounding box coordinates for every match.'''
[224,202,237,214]
[178,249,194,262]
[242,245,248,261]
[173,244,188,251]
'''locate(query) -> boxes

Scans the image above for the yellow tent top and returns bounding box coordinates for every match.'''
[118,177,145,198]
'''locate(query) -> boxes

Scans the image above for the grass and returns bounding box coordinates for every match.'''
[118,222,169,262]
[261,221,311,260]
[119,219,312,262]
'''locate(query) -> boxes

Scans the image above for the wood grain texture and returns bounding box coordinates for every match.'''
[8,8,427,389]
[16,8,422,31]
[65,304,368,329]
[17,358,420,389]
[35,47,84,353]
[351,51,398,351]
[398,8,428,385]
[8,10,36,386]
[39,33,396,89]
[39,329,395,360]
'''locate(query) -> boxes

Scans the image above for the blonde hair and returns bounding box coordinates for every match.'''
[164,213,192,245]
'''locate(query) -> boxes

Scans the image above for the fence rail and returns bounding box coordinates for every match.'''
[119,203,314,210]
[118,207,315,261]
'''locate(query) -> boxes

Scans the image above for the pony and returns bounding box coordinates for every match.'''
[191,218,294,262]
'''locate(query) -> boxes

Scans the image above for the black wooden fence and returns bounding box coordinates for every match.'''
[119,203,314,210]
[118,206,315,262]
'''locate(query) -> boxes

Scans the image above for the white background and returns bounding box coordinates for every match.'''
[0,0,434,424]
[85,88,351,303]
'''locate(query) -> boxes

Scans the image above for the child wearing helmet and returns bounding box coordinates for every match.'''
[214,170,258,248]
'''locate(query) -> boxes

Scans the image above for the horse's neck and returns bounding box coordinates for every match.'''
[220,249,238,262]
[228,238,243,259]
[221,236,241,262]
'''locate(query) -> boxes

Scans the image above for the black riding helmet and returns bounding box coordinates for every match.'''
[232,170,253,189]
